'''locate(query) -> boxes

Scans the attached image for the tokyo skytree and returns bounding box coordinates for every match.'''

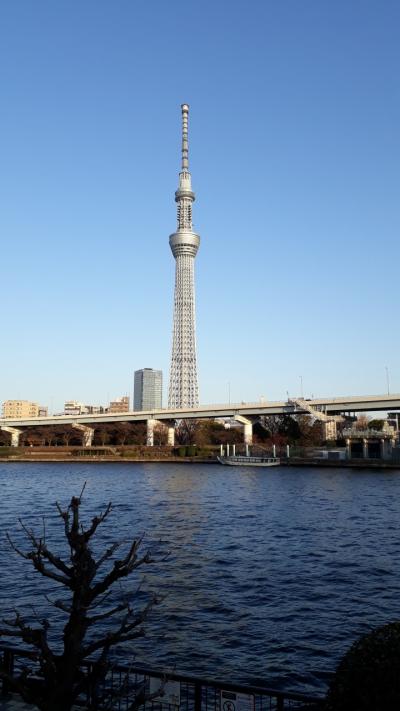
[168,104,200,409]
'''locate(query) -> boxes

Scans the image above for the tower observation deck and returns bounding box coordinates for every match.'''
[168,104,200,408]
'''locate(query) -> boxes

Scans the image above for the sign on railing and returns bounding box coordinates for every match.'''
[221,690,254,711]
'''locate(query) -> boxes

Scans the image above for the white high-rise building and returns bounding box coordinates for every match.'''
[168,104,200,408]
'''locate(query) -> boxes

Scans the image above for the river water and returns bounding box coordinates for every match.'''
[1,462,400,696]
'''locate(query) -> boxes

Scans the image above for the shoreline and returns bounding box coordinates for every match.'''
[1,456,399,468]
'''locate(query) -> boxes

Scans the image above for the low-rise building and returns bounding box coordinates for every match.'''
[2,400,41,418]
[64,400,105,416]
[388,413,400,432]
[64,400,86,416]
[108,396,130,413]
[85,405,105,414]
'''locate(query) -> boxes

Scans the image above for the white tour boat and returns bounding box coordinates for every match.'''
[217,455,281,467]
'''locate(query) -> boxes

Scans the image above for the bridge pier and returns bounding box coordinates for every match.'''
[167,425,175,447]
[147,419,174,446]
[72,423,94,447]
[146,419,157,447]
[381,438,394,460]
[1,426,22,447]
[234,415,253,445]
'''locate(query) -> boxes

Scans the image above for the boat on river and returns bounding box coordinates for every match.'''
[217,455,281,467]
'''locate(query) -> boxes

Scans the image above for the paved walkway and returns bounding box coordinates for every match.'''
[0,695,83,710]
[0,696,35,710]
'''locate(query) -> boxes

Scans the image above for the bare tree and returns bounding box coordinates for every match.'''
[95,425,111,446]
[0,429,12,446]
[355,415,370,430]
[129,423,147,445]
[39,426,58,447]
[175,419,198,445]
[0,486,163,711]
[58,426,74,446]
[153,423,168,446]
[20,429,42,447]
[112,423,134,446]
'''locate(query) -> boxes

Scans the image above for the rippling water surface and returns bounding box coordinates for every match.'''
[1,462,400,696]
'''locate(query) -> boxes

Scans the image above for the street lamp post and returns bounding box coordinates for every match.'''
[385,366,390,396]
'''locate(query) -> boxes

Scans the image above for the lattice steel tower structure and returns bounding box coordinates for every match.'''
[168,104,200,408]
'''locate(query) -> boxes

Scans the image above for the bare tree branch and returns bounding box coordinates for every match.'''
[88,589,113,610]
[70,496,81,538]
[44,595,71,614]
[83,502,112,542]
[95,540,123,571]
[89,548,153,603]
[26,553,73,587]
[18,518,72,577]
[86,601,130,626]
[1,489,163,711]
[55,500,71,539]
[81,595,158,659]
[5,531,30,559]
[78,481,87,503]
[1,611,53,666]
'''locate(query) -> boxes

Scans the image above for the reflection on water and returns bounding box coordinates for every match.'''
[1,462,400,695]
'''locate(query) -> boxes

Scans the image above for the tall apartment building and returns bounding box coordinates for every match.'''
[134,369,162,411]
[108,396,130,413]
[2,400,41,418]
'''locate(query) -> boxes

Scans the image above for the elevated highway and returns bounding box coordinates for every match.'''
[1,393,399,447]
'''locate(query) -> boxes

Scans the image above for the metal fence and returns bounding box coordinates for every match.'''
[1,646,324,711]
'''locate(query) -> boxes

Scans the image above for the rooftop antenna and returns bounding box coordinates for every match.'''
[181,103,189,172]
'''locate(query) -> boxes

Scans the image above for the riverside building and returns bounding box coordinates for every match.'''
[134,369,162,411]
[64,401,105,415]
[2,400,44,418]
[108,396,130,413]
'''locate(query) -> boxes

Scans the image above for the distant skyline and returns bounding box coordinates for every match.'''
[1,1,399,412]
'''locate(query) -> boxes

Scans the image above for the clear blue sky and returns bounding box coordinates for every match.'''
[1,1,399,411]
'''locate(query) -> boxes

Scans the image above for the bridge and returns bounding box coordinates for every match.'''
[1,393,399,447]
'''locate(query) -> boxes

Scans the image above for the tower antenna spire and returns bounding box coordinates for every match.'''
[181,103,189,172]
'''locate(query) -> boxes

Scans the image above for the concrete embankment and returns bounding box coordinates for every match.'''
[284,457,400,469]
[0,455,218,464]
[1,453,399,468]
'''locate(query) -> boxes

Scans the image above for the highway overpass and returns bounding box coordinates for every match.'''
[1,393,399,447]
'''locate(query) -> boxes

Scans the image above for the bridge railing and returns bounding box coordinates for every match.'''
[1,645,324,710]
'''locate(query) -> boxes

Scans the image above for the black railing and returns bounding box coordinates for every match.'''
[1,645,324,710]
